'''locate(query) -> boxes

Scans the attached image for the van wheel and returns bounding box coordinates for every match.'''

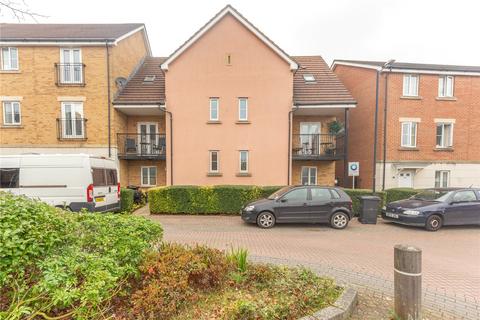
[425,215,442,231]
[257,212,275,229]
[330,212,349,229]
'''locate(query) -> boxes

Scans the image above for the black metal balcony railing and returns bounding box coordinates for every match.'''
[117,133,166,160]
[55,63,85,86]
[57,118,87,140]
[292,134,344,159]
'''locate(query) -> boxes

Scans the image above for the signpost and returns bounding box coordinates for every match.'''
[348,162,359,189]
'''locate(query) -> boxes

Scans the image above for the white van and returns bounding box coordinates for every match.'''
[0,154,120,212]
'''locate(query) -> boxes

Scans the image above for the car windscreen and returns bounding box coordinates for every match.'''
[411,190,452,201]
[268,186,294,200]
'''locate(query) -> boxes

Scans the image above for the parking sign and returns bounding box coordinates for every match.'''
[348,162,359,176]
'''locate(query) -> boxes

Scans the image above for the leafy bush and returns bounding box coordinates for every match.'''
[121,188,135,212]
[0,192,163,319]
[385,188,419,204]
[149,185,282,215]
[342,188,385,215]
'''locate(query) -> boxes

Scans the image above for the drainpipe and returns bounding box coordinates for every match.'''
[106,41,112,158]
[288,105,299,185]
[343,108,349,187]
[382,71,390,190]
[160,105,173,185]
[372,70,380,193]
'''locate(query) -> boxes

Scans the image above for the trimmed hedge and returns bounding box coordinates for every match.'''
[149,185,385,215]
[121,188,135,212]
[385,188,419,204]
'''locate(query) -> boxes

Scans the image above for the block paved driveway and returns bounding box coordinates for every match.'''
[137,207,480,319]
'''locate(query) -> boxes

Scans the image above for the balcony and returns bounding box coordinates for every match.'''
[117,133,166,160]
[57,118,87,140]
[55,63,85,86]
[292,134,344,160]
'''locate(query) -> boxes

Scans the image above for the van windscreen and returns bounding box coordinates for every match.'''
[92,168,106,186]
[0,168,19,188]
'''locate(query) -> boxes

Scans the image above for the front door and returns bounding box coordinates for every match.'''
[300,122,321,155]
[444,190,480,225]
[398,170,414,188]
[309,187,333,222]
[138,123,158,155]
[274,187,310,222]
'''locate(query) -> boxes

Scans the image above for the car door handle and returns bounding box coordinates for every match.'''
[303,202,309,206]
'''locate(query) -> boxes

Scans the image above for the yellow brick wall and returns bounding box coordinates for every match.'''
[292,161,335,186]
[126,160,166,188]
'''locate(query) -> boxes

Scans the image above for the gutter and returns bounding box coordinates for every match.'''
[287,106,299,185]
[106,41,112,158]
[160,106,173,186]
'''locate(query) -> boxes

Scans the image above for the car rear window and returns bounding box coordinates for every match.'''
[311,188,332,201]
[330,189,341,199]
[0,168,19,188]
[92,168,106,186]
[106,169,118,186]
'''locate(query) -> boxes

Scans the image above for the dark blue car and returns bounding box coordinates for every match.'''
[382,188,480,231]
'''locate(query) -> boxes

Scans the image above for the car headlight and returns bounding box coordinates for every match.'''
[382,206,386,210]
[403,210,420,216]
[244,205,255,212]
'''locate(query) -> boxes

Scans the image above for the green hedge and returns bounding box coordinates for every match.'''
[121,188,135,212]
[149,185,282,215]
[385,188,419,204]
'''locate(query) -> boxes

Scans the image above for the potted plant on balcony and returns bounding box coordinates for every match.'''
[328,120,344,135]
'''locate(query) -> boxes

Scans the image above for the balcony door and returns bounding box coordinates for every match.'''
[137,123,158,155]
[60,48,82,84]
[300,122,321,155]
[61,102,84,139]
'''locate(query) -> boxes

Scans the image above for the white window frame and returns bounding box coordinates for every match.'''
[434,170,450,188]
[61,101,84,139]
[436,122,454,148]
[238,98,248,121]
[401,121,418,148]
[141,166,157,187]
[239,150,249,173]
[301,166,317,185]
[438,75,454,98]
[209,98,219,121]
[59,48,83,84]
[2,101,21,125]
[209,150,219,173]
[402,74,419,97]
[1,47,19,70]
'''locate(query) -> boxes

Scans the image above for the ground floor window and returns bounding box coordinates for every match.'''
[435,170,449,188]
[141,166,157,186]
[301,166,317,185]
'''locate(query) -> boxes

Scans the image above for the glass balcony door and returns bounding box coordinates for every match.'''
[299,122,321,155]
[60,48,82,84]
[61,102,84,138]
[137,123,158,155]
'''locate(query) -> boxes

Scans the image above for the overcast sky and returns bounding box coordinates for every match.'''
[2,0,479,66]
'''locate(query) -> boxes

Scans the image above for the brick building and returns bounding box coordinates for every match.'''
[332,60,480,190]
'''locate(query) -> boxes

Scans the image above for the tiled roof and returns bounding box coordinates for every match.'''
[333,60,480,73]
[0,23,144,41]
[113,57,166,105]
[293,56,356,105]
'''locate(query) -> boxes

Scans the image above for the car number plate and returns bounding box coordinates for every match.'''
[95,196,105,203]
[386,212,398,218]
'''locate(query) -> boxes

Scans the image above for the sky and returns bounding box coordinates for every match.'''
[2,0,479,66]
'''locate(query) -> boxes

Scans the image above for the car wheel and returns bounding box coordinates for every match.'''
[257,212,275,229]
[330,212,349,229]
[425,215,442,231]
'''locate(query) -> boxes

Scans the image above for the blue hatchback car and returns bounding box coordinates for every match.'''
[382,188,480,231]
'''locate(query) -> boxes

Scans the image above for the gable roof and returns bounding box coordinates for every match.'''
[293,56,356,105]
[332,59,480,75]
[160,5,298,71]
[113,57,166,105]
[0,23,145,43]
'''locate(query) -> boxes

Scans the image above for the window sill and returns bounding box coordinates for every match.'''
[206,120,222,124]
[1,125,24,129]
[207,172,223,177]
[235,120,251,124]
[0,70,21,74]
[236,172,251,177]
[55,83,86,87]
[436,97,457,101]
[400,96,422,100]
[434,147,454,152]
[398,147,419,151]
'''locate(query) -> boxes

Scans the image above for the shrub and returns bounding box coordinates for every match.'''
[0,192,163,319]
[121,188,135,212]
[385,188,419,204]
[149,185,282,215]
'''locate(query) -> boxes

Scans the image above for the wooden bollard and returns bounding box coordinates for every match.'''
[394,244,422,320]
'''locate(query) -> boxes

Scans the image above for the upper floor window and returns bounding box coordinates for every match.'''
[59,48,83,84]
[436,122,453,148]
[238,98,248,121]
[239,150,249,173]
[209,150,219,173]
[403,74,419,97]
[401,121,417,147]
[438,76,454,98]
[1,47,19,70]
[2,101,21,125]
[60,102,85,139]
[209,98,219,121]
